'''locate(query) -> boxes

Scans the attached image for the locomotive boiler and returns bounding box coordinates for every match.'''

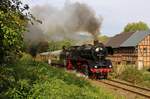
[60,40,113,79]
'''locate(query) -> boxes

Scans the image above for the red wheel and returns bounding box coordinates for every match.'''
[66,58,73,70]
[89,73,97,79]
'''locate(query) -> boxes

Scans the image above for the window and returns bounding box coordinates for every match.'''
[143,48,147,53]
[118,62,121,65]
[143,48,147,56]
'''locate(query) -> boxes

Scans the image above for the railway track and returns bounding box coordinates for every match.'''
[50,61,150,98]
[99,79,150,99]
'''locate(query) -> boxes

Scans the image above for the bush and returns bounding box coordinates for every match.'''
[118,66,150,88]
[109,64,126,79]
[0,0,34,64]
[119,66,143,83]
[140,71,150,88]
[0,54,116,99]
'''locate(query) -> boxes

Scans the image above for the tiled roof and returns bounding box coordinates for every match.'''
[121,31,150,47]
[105,30,150,48]
[105,32,134,48]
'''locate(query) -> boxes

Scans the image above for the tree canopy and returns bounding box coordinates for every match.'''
[28,41,49,58]
[0,0,34,64]
[98,35,109,43]
[123,21,149,32]
[48,40,74,52]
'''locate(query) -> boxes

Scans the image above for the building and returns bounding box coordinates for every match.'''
[106,30,150,69]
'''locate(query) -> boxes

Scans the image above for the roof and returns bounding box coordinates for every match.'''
[105,32,134,48]
[40,50,62,56]
[105,30,150,48]
[121,31,150,47]
[50,50,62,55]
[40,52,51,55]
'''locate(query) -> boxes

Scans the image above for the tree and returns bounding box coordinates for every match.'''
[28,44,38,58]
[123,21,149,32]
[98,35,109,43]
[28,41,49,58]
[0,0,35,64]
[48,39,74,52]
[37,41,49,53]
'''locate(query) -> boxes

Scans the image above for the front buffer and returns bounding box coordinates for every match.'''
[89,60,113,79]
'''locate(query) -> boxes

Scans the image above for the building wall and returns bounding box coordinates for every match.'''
[138,34,150,67]
[107,47,137,66]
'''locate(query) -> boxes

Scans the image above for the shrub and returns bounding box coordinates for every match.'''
[118,66,150,88]
[0,0,35,64]
[119,66,143,84]
[0,55,116,99]
[140,71,150,88]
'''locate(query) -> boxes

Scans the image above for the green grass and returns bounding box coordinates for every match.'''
[0,54,117,99]
[118,66,150,88]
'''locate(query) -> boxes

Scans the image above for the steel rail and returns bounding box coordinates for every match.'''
[99,80,150,98]
[109,79,150,92]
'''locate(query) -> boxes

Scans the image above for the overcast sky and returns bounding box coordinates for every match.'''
[23,0,150,36]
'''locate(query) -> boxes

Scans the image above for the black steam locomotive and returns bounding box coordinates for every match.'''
[60,41,113,79]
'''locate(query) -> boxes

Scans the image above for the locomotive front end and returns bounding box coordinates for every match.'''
[88,43,113,78]
[90,59,112,74]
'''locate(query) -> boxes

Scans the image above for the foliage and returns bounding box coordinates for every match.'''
[123,21,149,32]
[109,64,126,79]
[28,41,49,58]
[28,44,38,58]
[0,0,35,64]
[119,66,143,83]
[118,66,150,88]
[0,54,116,99]
[98,35,109,43]
[141,71,150,88]
[48,39,74,51]
[37,41,49,53]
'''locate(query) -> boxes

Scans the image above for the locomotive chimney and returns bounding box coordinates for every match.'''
[93,40,99,45]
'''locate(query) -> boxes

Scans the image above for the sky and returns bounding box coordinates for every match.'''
[23,0,150,36]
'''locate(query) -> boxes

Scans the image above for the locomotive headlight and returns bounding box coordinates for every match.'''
[95,48,100,52]
[94,65,98,68]
[100,48,103,51]
[109,65,112,68]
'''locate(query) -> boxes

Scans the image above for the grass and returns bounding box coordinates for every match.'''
[0,54,118,99]
[117,66,150,88]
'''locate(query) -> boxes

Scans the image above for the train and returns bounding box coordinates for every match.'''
[59,40,113,79]
[36,40,113,79]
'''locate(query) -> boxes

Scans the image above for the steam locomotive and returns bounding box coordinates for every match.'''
[60,40,113,79]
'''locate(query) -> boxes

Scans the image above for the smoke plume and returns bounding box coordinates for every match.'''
[24,24,47,44]
[24,2,102,43]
